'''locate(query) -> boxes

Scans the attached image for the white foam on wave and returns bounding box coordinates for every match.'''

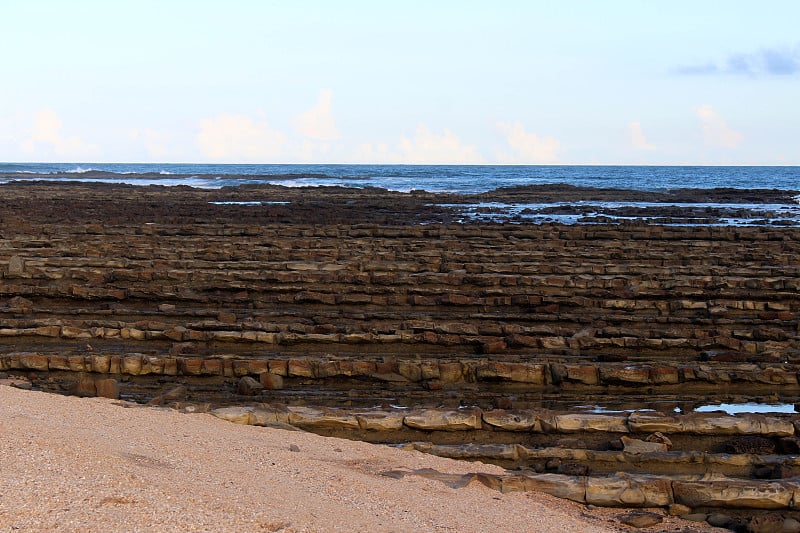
[209,201,264,206]
[65,166,95,174]
[269,179,325,188]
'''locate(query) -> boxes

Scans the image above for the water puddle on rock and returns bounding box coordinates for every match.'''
[693,402,798,415]
[574,401,800,415]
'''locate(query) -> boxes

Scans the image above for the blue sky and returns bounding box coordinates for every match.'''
[1,1,798,165]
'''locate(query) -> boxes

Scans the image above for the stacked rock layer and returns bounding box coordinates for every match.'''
[2,183,800,518]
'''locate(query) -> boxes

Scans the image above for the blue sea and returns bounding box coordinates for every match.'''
[1,163,798,194]
[2,163,798,225]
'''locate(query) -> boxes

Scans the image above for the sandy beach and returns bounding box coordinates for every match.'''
[0,384,627,532]
[0,383,733,532]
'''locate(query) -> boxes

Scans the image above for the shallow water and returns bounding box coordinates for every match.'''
[445,200,800,226]
[694,403,798,415]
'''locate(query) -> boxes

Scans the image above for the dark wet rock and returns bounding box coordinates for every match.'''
[754,466,775,479]
[782,518,800,533]
[596,354,627,362]
[554,437,588,449]
[707,513,735,528]
[748,513,786,533]
[681,513,708,523]
[724,436,776,454]
[490,396,513,410]
[556,463,591,476]
[545,459,562,471]
[778,437,800,454]
[768,464,796,479]
[7,295,33,310]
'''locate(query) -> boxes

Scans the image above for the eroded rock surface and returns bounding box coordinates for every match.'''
[2,182,800,517]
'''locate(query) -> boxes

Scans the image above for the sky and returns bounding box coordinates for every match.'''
[1,1,799,165]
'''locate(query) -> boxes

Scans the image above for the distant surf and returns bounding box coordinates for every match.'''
[1,163,798,194]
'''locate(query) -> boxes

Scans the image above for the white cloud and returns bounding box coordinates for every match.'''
[130,128,172,160]
[398,124,483,164]
[629,121,655,151]
[196,113,287,161]
[294,89,340,141]
[695,105,743,148]
[495,121,560,163]
[353,142,397,163]
[355,124,483,164]
[19,110,99,159]
[0,115,16,142]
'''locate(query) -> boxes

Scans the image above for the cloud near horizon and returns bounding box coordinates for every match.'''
[677,44,800,76]
[356,125,484,164]
[695,105,743,149]
[19,110,99,159]
[196,113,287,162]
[399,125,484,164]
[495,122,560,164]
[130,128,172,160]
[629,121,655,151]
[294,89,340,141]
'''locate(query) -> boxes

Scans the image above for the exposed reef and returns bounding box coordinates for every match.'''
[2,181,800,524]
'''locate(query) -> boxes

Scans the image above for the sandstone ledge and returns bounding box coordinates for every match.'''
[4,353,800,392]
[208,404,797,437]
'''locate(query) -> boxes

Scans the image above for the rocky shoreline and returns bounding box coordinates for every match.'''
[1,179,798,226]
[3,181,800,531]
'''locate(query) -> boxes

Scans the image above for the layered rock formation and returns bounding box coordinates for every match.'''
[2,182,800,521]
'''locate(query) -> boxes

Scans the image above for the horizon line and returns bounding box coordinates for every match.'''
[3,162,799,168]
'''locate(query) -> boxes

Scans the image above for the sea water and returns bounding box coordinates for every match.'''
[1,163,799,194]
[3,163,799,225]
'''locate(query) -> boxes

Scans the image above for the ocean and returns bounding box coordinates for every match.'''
[1,163,798,194]
[2,163,798,225]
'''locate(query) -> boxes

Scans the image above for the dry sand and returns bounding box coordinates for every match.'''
[0,385,708,532]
